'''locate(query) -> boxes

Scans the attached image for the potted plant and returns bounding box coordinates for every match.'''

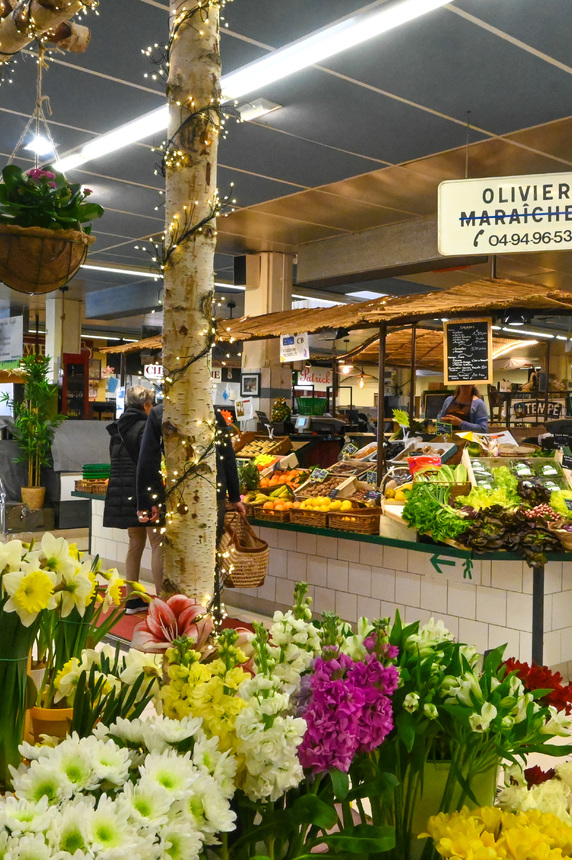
[2,353,65,509]
[0,164,103,294]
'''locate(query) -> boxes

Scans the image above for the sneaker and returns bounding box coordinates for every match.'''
[125,596,149,615]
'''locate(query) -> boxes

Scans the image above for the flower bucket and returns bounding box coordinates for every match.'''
[21,486,45,510]
[29,705,73,743]
[411,760,498,860]
[0,223,94,295]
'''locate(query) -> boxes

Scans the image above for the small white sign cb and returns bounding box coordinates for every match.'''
[280,332,309,363]
[438,171,572,256]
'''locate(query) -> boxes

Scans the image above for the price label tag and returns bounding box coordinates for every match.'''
[329,489,340,499]
[562,447,572,470]
[342,442,358,456]
[436,421,453,436]
[365,490,382,502]
[312,469,329,482]
[554,434,571,445]
[565,499,572,511]
[365,470,378,485]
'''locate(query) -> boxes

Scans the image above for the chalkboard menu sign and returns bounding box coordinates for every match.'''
[443,318,492,385]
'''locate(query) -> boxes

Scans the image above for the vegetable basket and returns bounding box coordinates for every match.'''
[296,397,327,415]
[548,524,572,552]
[328,507,382,535]
[289,508,329,528]
[254,507,291,523]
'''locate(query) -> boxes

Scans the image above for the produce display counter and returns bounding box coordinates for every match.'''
[73,490,572,679]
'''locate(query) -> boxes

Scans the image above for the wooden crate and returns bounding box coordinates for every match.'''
[234,432,292,458]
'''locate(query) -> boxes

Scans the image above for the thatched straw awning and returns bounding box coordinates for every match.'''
[104,335,163,354]
[217,279,572,342]
[334,328,520,372]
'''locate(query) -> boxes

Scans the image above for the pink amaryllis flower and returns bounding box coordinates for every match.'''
[132,595,213,653]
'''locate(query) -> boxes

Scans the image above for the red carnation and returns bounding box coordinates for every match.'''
[524,765,555,788]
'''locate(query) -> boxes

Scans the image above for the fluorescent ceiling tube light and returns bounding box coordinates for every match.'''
[51,0,447,172]
[238,99,282,122]
[82,264,161,279]
[25,134,54,157]
[348,290,387,300]
[222,0,450,101]
[501,327,555,339]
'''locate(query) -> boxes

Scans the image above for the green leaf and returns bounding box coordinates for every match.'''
[1,164,25,192]
[309,824,395,854]
[289,794,338,831]
[395,711,416,752]
[330,767,350,800]
[346,772,398,802]
[75,202,105,222]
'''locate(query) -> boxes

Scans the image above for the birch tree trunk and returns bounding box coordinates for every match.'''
[0,0,94,64]
[161,1,220,603]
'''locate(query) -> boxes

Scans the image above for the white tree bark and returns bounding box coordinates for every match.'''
[161,1,221,603]
[0,0,95,64]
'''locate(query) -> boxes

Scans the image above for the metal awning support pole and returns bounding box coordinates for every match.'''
[408,322,417,421]
[376,323,387,486]
[532,566,544,664]
[544,339,551,424]
[332,360,338,417]
[120,352,126,388]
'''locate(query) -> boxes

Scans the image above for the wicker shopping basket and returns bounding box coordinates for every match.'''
[218,511,269,588]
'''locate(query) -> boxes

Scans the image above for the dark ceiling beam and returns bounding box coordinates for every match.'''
[85,282,161,320]
[296,215,487,288]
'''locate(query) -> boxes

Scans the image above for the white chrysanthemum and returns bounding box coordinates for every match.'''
[192,736,237,800]
[7,832,52,860]
[143,715,203,753]
[176,773,236,841]
[18,740,51,762]
[139,750,199,799]
[51,735,101,791]
[80,736,131,786]
[118,776,172,829]
[0,538,24,573]
[10,759,74,804]
[556,761,572,790]
[0,795,55,836]
[159,820,203,860]
[46,796,93,856]
[88,795,142,856]
[95,717,146,746]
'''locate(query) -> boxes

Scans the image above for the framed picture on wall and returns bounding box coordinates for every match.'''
[241,372,260,397]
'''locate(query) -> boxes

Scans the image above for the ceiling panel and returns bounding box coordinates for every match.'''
[506,117,572,166]
[325,7,572,136]
[248,69,484,163]
[317,166,441,216]
[253,189,415,231]
[454,0,572,68]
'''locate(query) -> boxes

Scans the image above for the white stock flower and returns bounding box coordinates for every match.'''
[403,693,420,713]
[468,702,497,732]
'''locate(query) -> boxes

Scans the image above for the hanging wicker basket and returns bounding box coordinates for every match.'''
[0,223,94,295]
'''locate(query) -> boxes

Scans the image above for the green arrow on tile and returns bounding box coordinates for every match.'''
[430,553,456,575]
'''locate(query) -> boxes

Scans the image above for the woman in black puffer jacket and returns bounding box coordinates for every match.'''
[103,386,162,613]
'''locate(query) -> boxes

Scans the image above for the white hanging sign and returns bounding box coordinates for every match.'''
[0,316,23,365]
[438,171,572,256]
[280,332,309,363]
[144,363,164,381]
[297,365,333,387]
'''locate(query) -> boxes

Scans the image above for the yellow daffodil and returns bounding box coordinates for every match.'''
[39,532,77,580]
[101,571,125,611]
[2,566,56,626]
[0,538,24,574]
[55,561,95,618]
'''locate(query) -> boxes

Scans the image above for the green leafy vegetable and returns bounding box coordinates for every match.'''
[458,505,561,568]
[401,483,467,544]
[550,490,572,519]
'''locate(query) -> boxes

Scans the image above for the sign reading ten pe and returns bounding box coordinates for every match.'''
[438,171,572,256]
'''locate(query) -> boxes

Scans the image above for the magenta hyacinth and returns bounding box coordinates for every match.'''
[298,650,398,773]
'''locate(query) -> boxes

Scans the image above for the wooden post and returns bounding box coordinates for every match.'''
[376,323,387,486]
[544,339,551,425]
[408,323,417,421]
[161,1,221,602]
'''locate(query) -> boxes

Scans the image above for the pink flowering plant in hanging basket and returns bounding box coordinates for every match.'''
[0,164,103,232]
